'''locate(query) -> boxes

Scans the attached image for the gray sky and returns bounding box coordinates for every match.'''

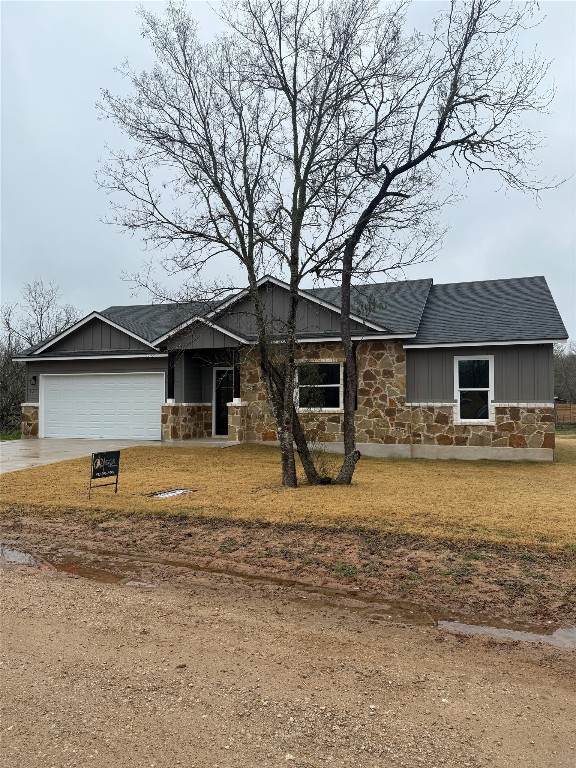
[2,0,575,339]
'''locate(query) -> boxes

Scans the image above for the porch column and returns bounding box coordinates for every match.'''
[227,400,247,443]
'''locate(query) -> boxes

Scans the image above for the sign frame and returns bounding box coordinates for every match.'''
[89,451,120,499]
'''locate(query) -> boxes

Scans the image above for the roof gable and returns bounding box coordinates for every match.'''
[28,311,159,356]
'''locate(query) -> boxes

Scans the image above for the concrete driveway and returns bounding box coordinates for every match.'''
[0,438,231,474]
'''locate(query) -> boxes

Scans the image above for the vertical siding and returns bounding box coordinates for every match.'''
[167,325,240,350]
[216,283,365,338]
[49,319,150,352]
[184,357,203,402]
[173,353,185,402]
[406,345,553,403]
[201,366,213,403]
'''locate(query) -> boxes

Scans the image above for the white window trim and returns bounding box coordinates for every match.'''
[453,355,495,425]
[296,360,344,413]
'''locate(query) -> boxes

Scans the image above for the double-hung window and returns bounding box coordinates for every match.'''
[454,356,494,421]
[297,362,342,410]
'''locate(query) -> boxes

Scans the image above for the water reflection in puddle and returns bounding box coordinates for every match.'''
[0,545,37,566]
[439,621,576,650]
[2,541,574,649]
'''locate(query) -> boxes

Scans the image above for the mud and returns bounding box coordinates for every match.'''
[1,508,575,641]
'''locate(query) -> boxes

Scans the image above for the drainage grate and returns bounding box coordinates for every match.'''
[149,489,198,498]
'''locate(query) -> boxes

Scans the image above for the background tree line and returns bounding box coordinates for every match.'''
[0,281,79,435]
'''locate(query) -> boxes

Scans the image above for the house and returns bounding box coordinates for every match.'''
[15,275,568,461]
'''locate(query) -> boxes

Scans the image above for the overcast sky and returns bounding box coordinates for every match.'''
[1,0,575,339]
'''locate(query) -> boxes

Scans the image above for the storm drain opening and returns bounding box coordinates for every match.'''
[148,489,198,498]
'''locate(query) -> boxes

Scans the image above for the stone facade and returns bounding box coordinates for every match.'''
[161,404,212,441]
[227,403,247,442]
[232,341,555,454]
[240,343,347,443]
[21,404,39,438]
[355,340,409,444]
[407,405,555,450]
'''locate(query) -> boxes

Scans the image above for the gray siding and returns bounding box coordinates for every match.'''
[24,357,167,403]
[166,324,239,350]
[218,284,367,338]
[171,351,234,404]
[406,345,554,403]
[50,319,152,353]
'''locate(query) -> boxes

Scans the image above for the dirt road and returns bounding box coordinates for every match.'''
[1,555,575,768]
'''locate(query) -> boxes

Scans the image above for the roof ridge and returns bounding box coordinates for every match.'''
[434,275,545,289]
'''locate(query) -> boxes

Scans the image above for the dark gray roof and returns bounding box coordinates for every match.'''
[100,302,215,343]
[407,276,568,345]
[303,279,433,335]
[16,274,567,358]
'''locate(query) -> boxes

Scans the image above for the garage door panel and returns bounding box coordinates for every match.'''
[41,373,164,439]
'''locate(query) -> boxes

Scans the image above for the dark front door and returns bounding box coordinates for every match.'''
[214,368,234,436]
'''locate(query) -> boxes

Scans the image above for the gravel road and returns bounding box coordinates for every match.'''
[1,562,574,768]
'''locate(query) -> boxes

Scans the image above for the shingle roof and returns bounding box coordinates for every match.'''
[99,302,215,343]
[407,276,568,345]
[303,279,433,335]
[15,274,567,358]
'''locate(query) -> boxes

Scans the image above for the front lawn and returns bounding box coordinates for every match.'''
[1,439,575,550]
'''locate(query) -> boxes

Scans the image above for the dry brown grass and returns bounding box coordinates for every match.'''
[2,439,575,549]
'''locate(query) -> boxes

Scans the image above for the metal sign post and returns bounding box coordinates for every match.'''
[89,451,120,499]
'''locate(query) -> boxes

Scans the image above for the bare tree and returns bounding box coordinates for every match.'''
[554,342,576,403]
[99,0,432,486]
[329,0,553,482]
[0,280,80,432]
[100,0,552,486]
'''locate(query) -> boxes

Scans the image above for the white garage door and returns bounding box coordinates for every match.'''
[41,373,165,439]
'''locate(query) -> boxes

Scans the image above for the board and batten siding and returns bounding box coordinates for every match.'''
[406,344,554,403]
[25,357,168,403]
[218,283,368,338]
[49,318,151,353]
[166,324,239,350]
[171,351,231,404]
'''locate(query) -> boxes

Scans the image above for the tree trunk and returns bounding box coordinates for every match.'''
[278,427,298,487]
[292,405,323,484]
[335,242,360,484]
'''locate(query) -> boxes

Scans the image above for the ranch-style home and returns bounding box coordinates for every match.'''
[15,274,568,462]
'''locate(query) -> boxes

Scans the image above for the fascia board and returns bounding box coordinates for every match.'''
[152,316,249,346]
[404,338,565,350]
[32,311,159,354]
[13,353,168,362]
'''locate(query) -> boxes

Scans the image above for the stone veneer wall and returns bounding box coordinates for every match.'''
[237,341,555,452]
[407,405,554,450]
[21,404,39,438]
[241,343,346,443]
[161,404,212,441]
[227,404,247,442]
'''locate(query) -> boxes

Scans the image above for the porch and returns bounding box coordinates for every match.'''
[163,348,243,441]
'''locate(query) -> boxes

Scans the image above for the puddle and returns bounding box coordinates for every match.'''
[2,541,574,649]
[439,621,576,650]
[0,545,38,566]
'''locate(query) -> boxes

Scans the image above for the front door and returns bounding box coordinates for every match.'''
[214,368,234,436]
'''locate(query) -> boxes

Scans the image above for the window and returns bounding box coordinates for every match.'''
[297,362,342,410]
[454,356,493,421]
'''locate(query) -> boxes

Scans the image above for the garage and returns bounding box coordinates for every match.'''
[40,373,165,439]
